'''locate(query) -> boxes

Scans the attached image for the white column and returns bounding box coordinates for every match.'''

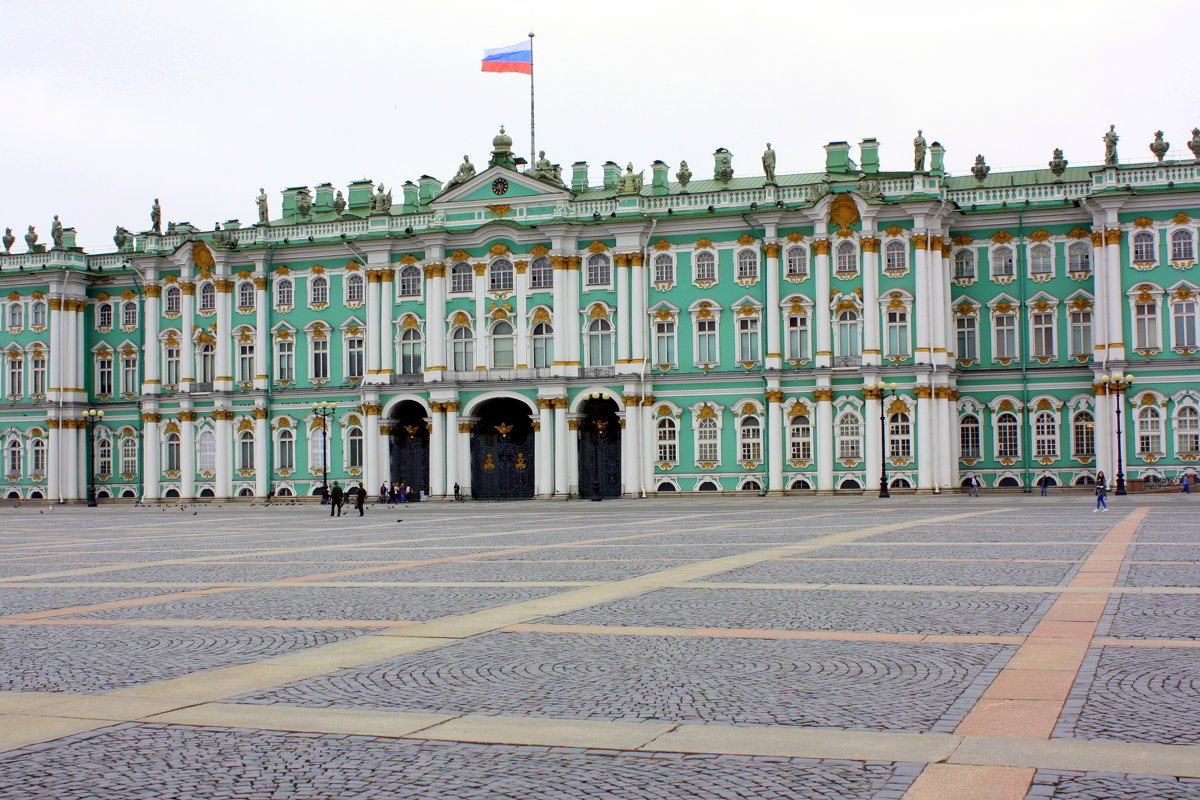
[621,402,637,497]
[765,243,782,370]
[457,418,473,496]
[379,269,395,378]
[566,257,582,372]
[815,387,834,491]
[429,403,446,497]
[48,297,63,402]
[861,237,881,366]
[425,264,446,375]
[214,279,233,391]
[515,261,530,367]
[66,423,81,501]
[1105,229,1125,362]
[72,301,85,396]
[214,410,232,499]
[1093,383,1111,480]
[444,400,460,495]
[566,416,580,496]
[864,392,881,491]
[47,421,61,501]
[1091,238,1109,366]
[180,282,196,389]
[813,239,832,367]
[180,411,196,499]
[551,256,568,377]
[254,410,269,498]
[767,389,784,493]
[363,404,380,498]
[932,237,951,367]
[143,286,161,392]
[630,253,647,367]
[377,419,392,491]
[916,387,934,490]
[473,264,487,370]
[553,401,568,496]
[641,398,655,496]
[254,277,269,390]
[365,270,382,380]
[616,254,631,367]
[143,411,160,501]
[536,399,553,497]
[913,233,932,365]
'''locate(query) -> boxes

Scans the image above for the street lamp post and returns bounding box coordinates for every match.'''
[1100,374,1135,496]
[585,391,605,501]
[865,382,898,499]
[311,401,335,503]
[82,408,104,507]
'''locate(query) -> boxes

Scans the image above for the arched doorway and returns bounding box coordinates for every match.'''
[471,397,534,499]
[578,395,622,498]
[389,400,430,496]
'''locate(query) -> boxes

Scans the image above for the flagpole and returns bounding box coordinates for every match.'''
[528,31,535,168]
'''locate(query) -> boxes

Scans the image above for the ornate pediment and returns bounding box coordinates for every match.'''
[430,165,573,206]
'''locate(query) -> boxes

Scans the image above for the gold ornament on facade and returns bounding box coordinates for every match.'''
[588,304,609,319]
[192,240,215,270]
[812,389,835,402]
[451,311,470,326]
[95,291,110,302]
[1028,229,1051,243]
[423,264,445,279]
[994,300,1014,314]
[912,234,929,249]
[696,405,718,419]
[828,194,859,233]
[694,238,714,250]
[472,263,487,276]
[1133,217,1155,229]
[485,204,511,218]
[992,230,1014,244]
[951,234,973,246]
[514,260,528,274]
[913,385,933,399]
[488,243,511,256]
[883,225,905,238]
[929,235,944,251]
[860,237,880,253]
[785,232,806,243]
[529,244,549,257]
[652,239,672,251]
[531,307,550,323]
[1104,229,1124,245]
[811,239,831,256]
[1174,212,1191,224]
[737,233,756,246]
[764,390,784,403]
[789,402,810,416]
[586,240,610,253]
[642,395,656,406]
[764,243,781,258]
[397,254,419,265]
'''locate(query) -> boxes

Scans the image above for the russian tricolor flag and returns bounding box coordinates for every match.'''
[481,40,533,74]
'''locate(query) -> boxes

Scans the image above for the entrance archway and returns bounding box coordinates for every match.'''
[578,395,622,498]
[389,400,430,496]
[471,397,534,499]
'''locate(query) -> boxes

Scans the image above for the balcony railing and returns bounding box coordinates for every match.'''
[445,367,555,382]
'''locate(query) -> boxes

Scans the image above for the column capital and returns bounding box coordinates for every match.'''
[763,243,781,258]
[143,285,163,298]
[1104,228,1124,245]
[813,389,835,402]
[859,238,880,253]
[178,411,198,421]
[811,239,831,256]
[362,403,382,415]
[913,385,933,399]
[423,264,445,279]
[765,390,784,403]
[443,401,461,413]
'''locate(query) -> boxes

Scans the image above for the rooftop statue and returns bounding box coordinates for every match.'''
[296,189,313,218]
[113,226,130,250]
[762,143,776,183]
[971,154,991,182]
[1190,129,1200,161]
[2,228,13,254]
[256,188,269,225]
[913,130,927,172]
[1049,148,1068,177]
[618,163,644,194]
[676,160,692,190]
[1150,131,1169,163]
[151,198,162,234]
[370,184,392,214]
[333,190,347,217]
[446,155,477,189]
[526,150,565,187]
[1103,125,1119,167]
[25,225,37,252]
[51,215,64,249]
[714,148,733,183]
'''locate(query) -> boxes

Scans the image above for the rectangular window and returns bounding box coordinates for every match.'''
[1174,301,1197,348]
[787,315,809,361]
[696,421,720,463]
[120,439,137,475]
[696,318,717,365]
[346,337,364,380]
[994,313,1017,359]
[97,357,113,395]
[737,317,760,363]
[31,357,46,396]
[530,258,553,289]
[1070,310,1092,357]
[886,309,909,357]
[238,343,255,383]
[311,338,329,381]
[276,340,295,382]
[165,348,180,387]
[960,420,981,459]
[1032,311,1055,358]
[1135,302,1159,349]
[956,316,977,361]
[654,320,676,366]
[7,358,22,397]
[789,417,812,461]
[120,356,137,395]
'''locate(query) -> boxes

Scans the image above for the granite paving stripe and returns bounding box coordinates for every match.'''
[698,560,1079,587]
[1025,769,1200,798]
[903,764,1034,800]
[505,622,1025,645]
[804,544,1094,560]
[1121,563,1200,587]
[0,587,179,617]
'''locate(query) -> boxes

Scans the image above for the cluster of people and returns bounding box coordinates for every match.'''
[326,481,366,517]
[380,482,416,504]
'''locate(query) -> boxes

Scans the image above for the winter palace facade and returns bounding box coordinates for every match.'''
[3,126,1200,501]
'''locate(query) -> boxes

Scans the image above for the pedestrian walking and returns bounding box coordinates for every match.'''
[390,482,400,504]
[329,481,344,517]
[1038,474,1050,496]
[1094,479,1108,512]
[265,488,275,505]
[1182,474,1192,494]
[453,482,462,501]
[379,482,388,504]
[355,482,366,516]
[1096,471,1106,489]
[967,475,980,497]
[399,483,408,504]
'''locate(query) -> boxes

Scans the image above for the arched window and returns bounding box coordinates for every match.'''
[960,414,981,459]
[8,355,23,397]
[1073,411,1095,457]
[8,303,23,330]
[120,437,137,475]
[837,412,862,460]
[488,258,514,291]
[785,246,808,278]
[1135,298,1159,350]
[198,343,215,384]
[237,281,256,309]
[274,337,294,382]
[656,417,678,463]
[491,320,515,368]
[31,301,46,328]
[237,431,254,471]
[694,251,716,282]
[991,246,1014,277]
[586,254,611,286]
[696,481,719,492]
[1068,242,1091,274]
[953,249,975,279]
[165,285,182,313]
[451,326,474,371]
[836,309,860,357]
[996,412,1020,458]
[122,301,137,328]
[888,412,912,459]
[1030,243,1053,276]
[1173,296,1198,348]
[1034,411,1058,457]
[96,438,113,476]
[344,273,364,304]
[1175,406,1200,455]
[1133,231,1156,263]
[739,416,762,461]
[346,427,363,470]
[198,429,216,473]
[531,321,553,369]
[398,266,421,297]
[1171,229,1195,262]
[309,276,328,305]
[695,416,720,463]
[275,278,293,307]
[885,240,906,272]
[835,241,857,274]
[789,414,812,461]
[586,317,613,366]
[199,282,216,311]
[97,302,113,328]
[1137,406,1163,454]
[741,479,762,492]
[790,478,812,490]
[450,262,473,293]
[277,428,295,470]
[165,433,180,472]
[654,253,675,284]
[530,256,553,289]
[657,481,677,492]
[399,327,423,374]
[276,486,293,497]
[736,249,758,281]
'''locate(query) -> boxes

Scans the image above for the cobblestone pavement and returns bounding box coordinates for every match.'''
[0,496,1196,800]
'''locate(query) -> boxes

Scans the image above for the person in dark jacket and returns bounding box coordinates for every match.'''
[355,483,367,516]
[1094,479,1108,512]
[329,482,344,516]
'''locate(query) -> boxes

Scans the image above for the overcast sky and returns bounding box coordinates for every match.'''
[1,0,1196,252]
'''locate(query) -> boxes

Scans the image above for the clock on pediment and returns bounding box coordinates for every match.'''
[491,178,509,196]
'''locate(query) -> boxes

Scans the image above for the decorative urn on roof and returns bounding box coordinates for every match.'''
[1049,148,1068,178]
[971,154,991,182]
[1150,131,1170,163]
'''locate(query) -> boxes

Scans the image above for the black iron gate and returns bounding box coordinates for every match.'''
[389,422,429,496]
[471,398,535,500]
[578,411,622,498]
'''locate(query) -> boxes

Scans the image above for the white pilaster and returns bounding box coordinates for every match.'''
[365,269,382,379]
[180,281,196,389]
[379,269,395,378]
[214,409,232,499]
[425,262,447,376]
[1105,229,1125,362]
[254,276,269,390]
[444,400,460,495]
[861,235,881,367]
[47,422,61,501]
[180,410,196,499]
[254,410,269,498]
[553,400,569,496]
[429,403,446,498]
[214,279,232,392]
[815,385,834,491]
[813,238,832,367]
[515,261,529,367]
[536,398,553,497]
[566,415,580,497]
[630,254,647,367]
[766,388,784,493]
[765,243,782,370]
[913,232,931,365]
[864,393,881,491]
[143,286,161,393]
[143,411,160,501]
[616,255,631,367]
[916,388,934,490]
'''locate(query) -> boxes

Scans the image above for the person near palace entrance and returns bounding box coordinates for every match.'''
[1038,474,1051,496]
[379,482,388,504]
[454,482,462,501]
[1094,479,1108,512]
[1183,474,1192,495]
[329,481,344,516]
[355,483,366,516]
[967,475,979,497]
